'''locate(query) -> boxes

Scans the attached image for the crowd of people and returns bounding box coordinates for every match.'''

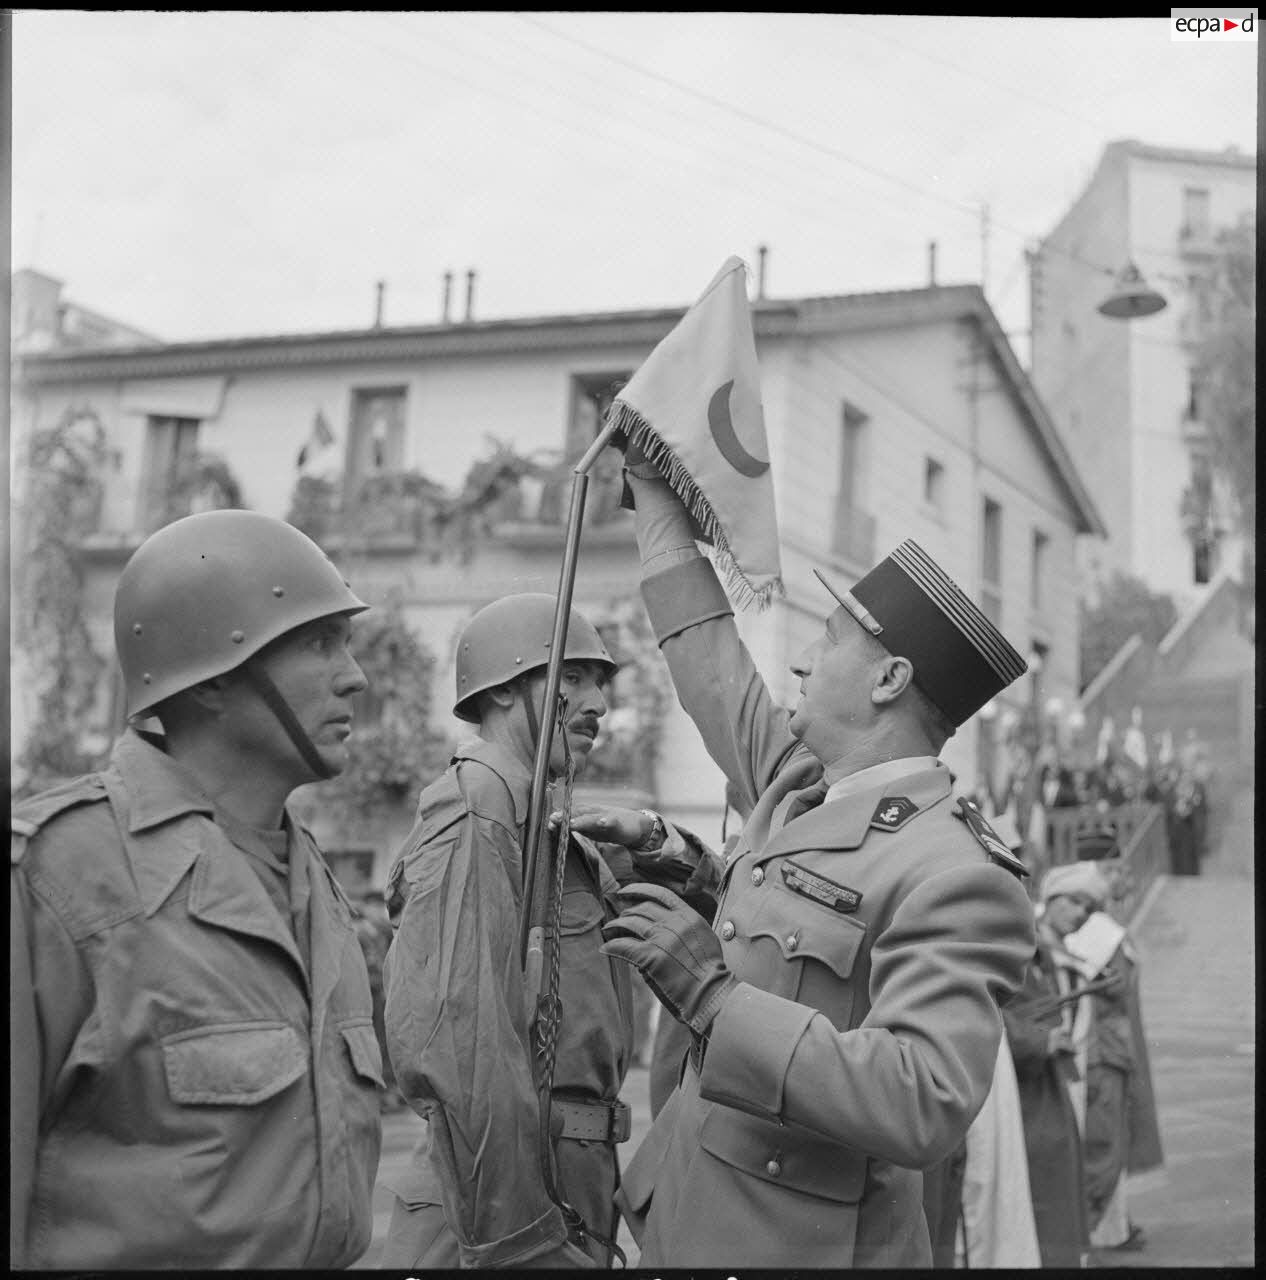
[966,716,1216,882]
[921,829,1165,1267]
[12,459,1186,1271]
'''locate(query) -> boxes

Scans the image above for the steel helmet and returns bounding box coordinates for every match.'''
[114,509,368,719]
[454,593,618,723]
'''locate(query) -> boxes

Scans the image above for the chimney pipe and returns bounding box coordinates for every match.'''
[928,242,937,287]
[465,269,476,322]
[756,244,768,300]
[441,271,453,323]
[374,280,386,328]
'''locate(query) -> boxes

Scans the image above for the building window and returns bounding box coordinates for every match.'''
[980,497,1002,624]
[566,371,630,457]
[1181,186,1211,240]
[833,401,875,563]
[924,456,945,511]
[1192,538,1215,585]
[1031,529,1049,611]
[140,415,200,532]
[1185,369,1203,422]
[347,387,407,484]
[541,371,630,524]
[1025,640,1050,750]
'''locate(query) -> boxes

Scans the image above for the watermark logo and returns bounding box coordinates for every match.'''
[1172,7,1258,38]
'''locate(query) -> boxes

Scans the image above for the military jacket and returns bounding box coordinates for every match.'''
[383,737,719,1268]
[619,557,1036,1269]
[9,730,382,1269]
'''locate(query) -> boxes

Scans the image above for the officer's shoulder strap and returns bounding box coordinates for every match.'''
[953,796,1029,880]
[11,775,110,865]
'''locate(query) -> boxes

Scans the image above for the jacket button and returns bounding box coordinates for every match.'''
[751,867,765,886]
[785,933,799,951]
[720,921,736,941]
[766,1158,782,1177]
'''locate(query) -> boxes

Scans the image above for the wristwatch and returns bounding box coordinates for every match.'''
[637,809,667,852]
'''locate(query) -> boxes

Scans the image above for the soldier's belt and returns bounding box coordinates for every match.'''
[551,1096,631,1143]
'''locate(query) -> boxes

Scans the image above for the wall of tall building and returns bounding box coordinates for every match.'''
[1030,142,1255,609]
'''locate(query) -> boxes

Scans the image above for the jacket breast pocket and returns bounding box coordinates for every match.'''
[745,879,866,1029]
[340,1019,386,1089]
[559,884,604,936]
[699,1105,867,1204]
[161,1021,307,1105]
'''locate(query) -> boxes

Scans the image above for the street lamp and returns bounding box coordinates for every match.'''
[1097,261,1168,319]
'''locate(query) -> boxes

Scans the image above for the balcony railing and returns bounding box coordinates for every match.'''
[1028,801,1169,926]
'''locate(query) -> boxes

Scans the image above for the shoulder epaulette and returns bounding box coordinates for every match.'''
[11,773,108,834]
[451,757,517,833]
[11,776,109,863]
[954,797,1029,879]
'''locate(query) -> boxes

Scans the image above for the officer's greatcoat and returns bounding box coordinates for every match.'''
[618,557,1036,1268]
[9,730,383,1269]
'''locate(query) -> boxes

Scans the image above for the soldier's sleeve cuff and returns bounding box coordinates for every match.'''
[641,557,734,646]
[696,981,816,1121]
[458,1204,570,1268]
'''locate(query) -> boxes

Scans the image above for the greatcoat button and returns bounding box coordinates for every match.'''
[751,867,765,886]
[720,921,736,941]
[785,933,799,951]
[766,1159,782,1177]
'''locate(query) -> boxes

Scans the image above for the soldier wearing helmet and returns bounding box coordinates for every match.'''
[380,593,722,1269]
[10,510,382,1269]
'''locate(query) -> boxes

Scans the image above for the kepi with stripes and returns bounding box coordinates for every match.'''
[814,539,1027,726]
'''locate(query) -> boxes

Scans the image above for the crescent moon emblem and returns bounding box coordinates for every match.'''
[708,380,769,478]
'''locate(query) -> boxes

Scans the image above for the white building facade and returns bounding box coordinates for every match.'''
[12,281,1102,874]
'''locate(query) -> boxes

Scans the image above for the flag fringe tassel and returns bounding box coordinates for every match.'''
[609,401,784,612]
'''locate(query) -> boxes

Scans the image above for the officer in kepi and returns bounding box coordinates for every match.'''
[605,457,1038,1268]
[380,594,722,1269]
[10,510,383,1269]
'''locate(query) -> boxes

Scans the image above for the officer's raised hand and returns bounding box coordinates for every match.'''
[600,883,737,1035]
[549,803,655,849]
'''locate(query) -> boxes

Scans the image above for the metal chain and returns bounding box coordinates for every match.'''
[531,695,627,1268]
[533,696,574,1088]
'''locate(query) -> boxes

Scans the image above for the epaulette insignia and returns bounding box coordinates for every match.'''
[870,796,918,831]
[954,798,1029,878]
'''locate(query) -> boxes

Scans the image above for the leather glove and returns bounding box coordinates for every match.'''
[600,883,737,1035]
[615,429,667,514]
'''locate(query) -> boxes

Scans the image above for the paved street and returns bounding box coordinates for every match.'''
[1089,785,1255,1269]
[358,787,1255,1270]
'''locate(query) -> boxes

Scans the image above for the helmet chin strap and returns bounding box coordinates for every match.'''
[241,660,338,781]
[521,679,566,778]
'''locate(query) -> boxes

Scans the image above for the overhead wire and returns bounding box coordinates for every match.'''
[287,11,984,298]
[379,10,984,265]
[272,13,1232,326]
[514,14,1143,287]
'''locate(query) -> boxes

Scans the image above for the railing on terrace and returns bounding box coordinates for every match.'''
[1028,802,1170,926]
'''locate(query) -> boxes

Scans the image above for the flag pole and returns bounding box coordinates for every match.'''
[519,414,623,971]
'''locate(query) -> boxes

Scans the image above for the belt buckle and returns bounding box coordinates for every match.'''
[610,1099,631,1144]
